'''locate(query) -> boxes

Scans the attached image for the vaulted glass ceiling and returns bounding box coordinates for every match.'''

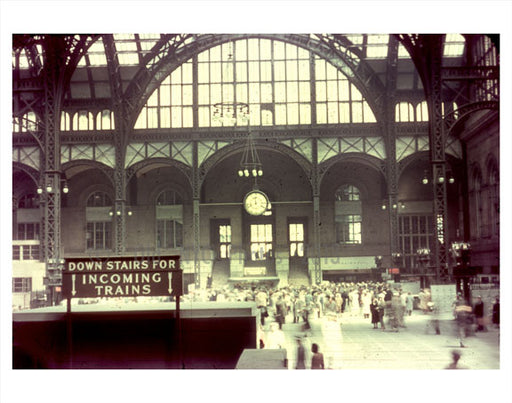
[13,34,494,115]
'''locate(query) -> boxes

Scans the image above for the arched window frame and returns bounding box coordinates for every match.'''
[334,184,362,244]
[73,110,94,131]
[155,189,184,249]
[487,158,499,236]
[395,102,414,122]
[60,111,71,131]
[135,38,377,129]
[85,191,113,250]
[416,101,429,122]
[96,109,115,130]
[472,167,483,238]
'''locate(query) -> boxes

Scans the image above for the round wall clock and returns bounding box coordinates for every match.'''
[243,190,269,216]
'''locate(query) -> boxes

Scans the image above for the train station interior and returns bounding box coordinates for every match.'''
[3,2,511,403]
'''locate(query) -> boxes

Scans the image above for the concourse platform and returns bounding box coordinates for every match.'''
[265,310,500,370]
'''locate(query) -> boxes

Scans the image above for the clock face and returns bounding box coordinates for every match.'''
[244,190,269,216]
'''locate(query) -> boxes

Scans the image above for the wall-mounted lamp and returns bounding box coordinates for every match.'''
[422,170,429,185]
[382,200,405,210]
[37,177,69,194]
[109,208,133,217]
[422,169,455,185]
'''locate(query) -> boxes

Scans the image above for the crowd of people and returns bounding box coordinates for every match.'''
[66,278,499,369]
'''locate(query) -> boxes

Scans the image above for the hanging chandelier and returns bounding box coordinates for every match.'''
[212,101,262,178]
[210,42,263,179]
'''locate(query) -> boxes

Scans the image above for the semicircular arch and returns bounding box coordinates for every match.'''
[319,152,385,184]
[62,159,115,186]
[126,157,193,185]
[445,101,499,136]
[125,34,384,129]
[199,139,313,186]
[13,162,40,185]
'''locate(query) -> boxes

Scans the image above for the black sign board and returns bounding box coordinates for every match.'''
[62,256,182,298]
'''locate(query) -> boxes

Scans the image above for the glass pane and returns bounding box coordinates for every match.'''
[265,224,272,241]
[299,82,310,102]
[287,81,298,102]
[275,82,286,102]
[210,62,222,82]
[317,103,327,124]
[248,62,260,82]
[316,81,326,102]
[261,83,272,103]
[297,224,304,241]
[339,102,350,123]
[274,61,285,81]
[412,216,419,234]
[290,243,297,257]
[260,61,272,81]
[198,63,209,83]
[299,104,311,124]
[183,85,193,105]
[275,104,287,125]
[287,103,299,124]
[286,60,298,81]
[298,59,310,80]
[297,243,304,257]
[175,221,183,247]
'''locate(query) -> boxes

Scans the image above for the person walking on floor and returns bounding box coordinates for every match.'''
[295,337,306,369]
[370,298,380,329]
[492,297,500,329]
[311,343,324,369]
[474,295,487,332]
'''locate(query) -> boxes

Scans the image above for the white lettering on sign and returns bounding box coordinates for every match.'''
[94,284,152,296]
[152,259,176,270]
[64,256,179,298]
[82,272,161,285]
[105,260,149,270]
[68,261,103,271]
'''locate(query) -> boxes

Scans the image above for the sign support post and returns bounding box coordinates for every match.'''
[66,297,73,368]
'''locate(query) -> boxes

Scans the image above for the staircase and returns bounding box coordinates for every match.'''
[211,259,230,288]
[288,260,310,287]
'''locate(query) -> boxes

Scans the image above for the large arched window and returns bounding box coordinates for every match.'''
[85,191,113,250]
[156,190,183,249]
[395,102,414,122]
[335,184,362,244]
[335,184,360,201]
[472,167,483,238]
[416,101,429,122]
[487,158,499,236]
[15,193,40,243]
[96,109,115,130]
[73,110,94,131]
[135,38,376,129]
[60,111,71,131]
[13,111,39,133]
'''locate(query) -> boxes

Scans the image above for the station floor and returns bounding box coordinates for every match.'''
[263,310,500,370]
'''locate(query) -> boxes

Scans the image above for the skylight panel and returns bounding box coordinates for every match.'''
[114,36,140,65]
[366,34,389,58]
[113,33,135,41]
[346,34,364,45]
[117,53,140,65]
[443,34,465,57]
[14,49,30,69]
[138,33,161,51]
[85,38,107,66]
[398,43,410,58]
